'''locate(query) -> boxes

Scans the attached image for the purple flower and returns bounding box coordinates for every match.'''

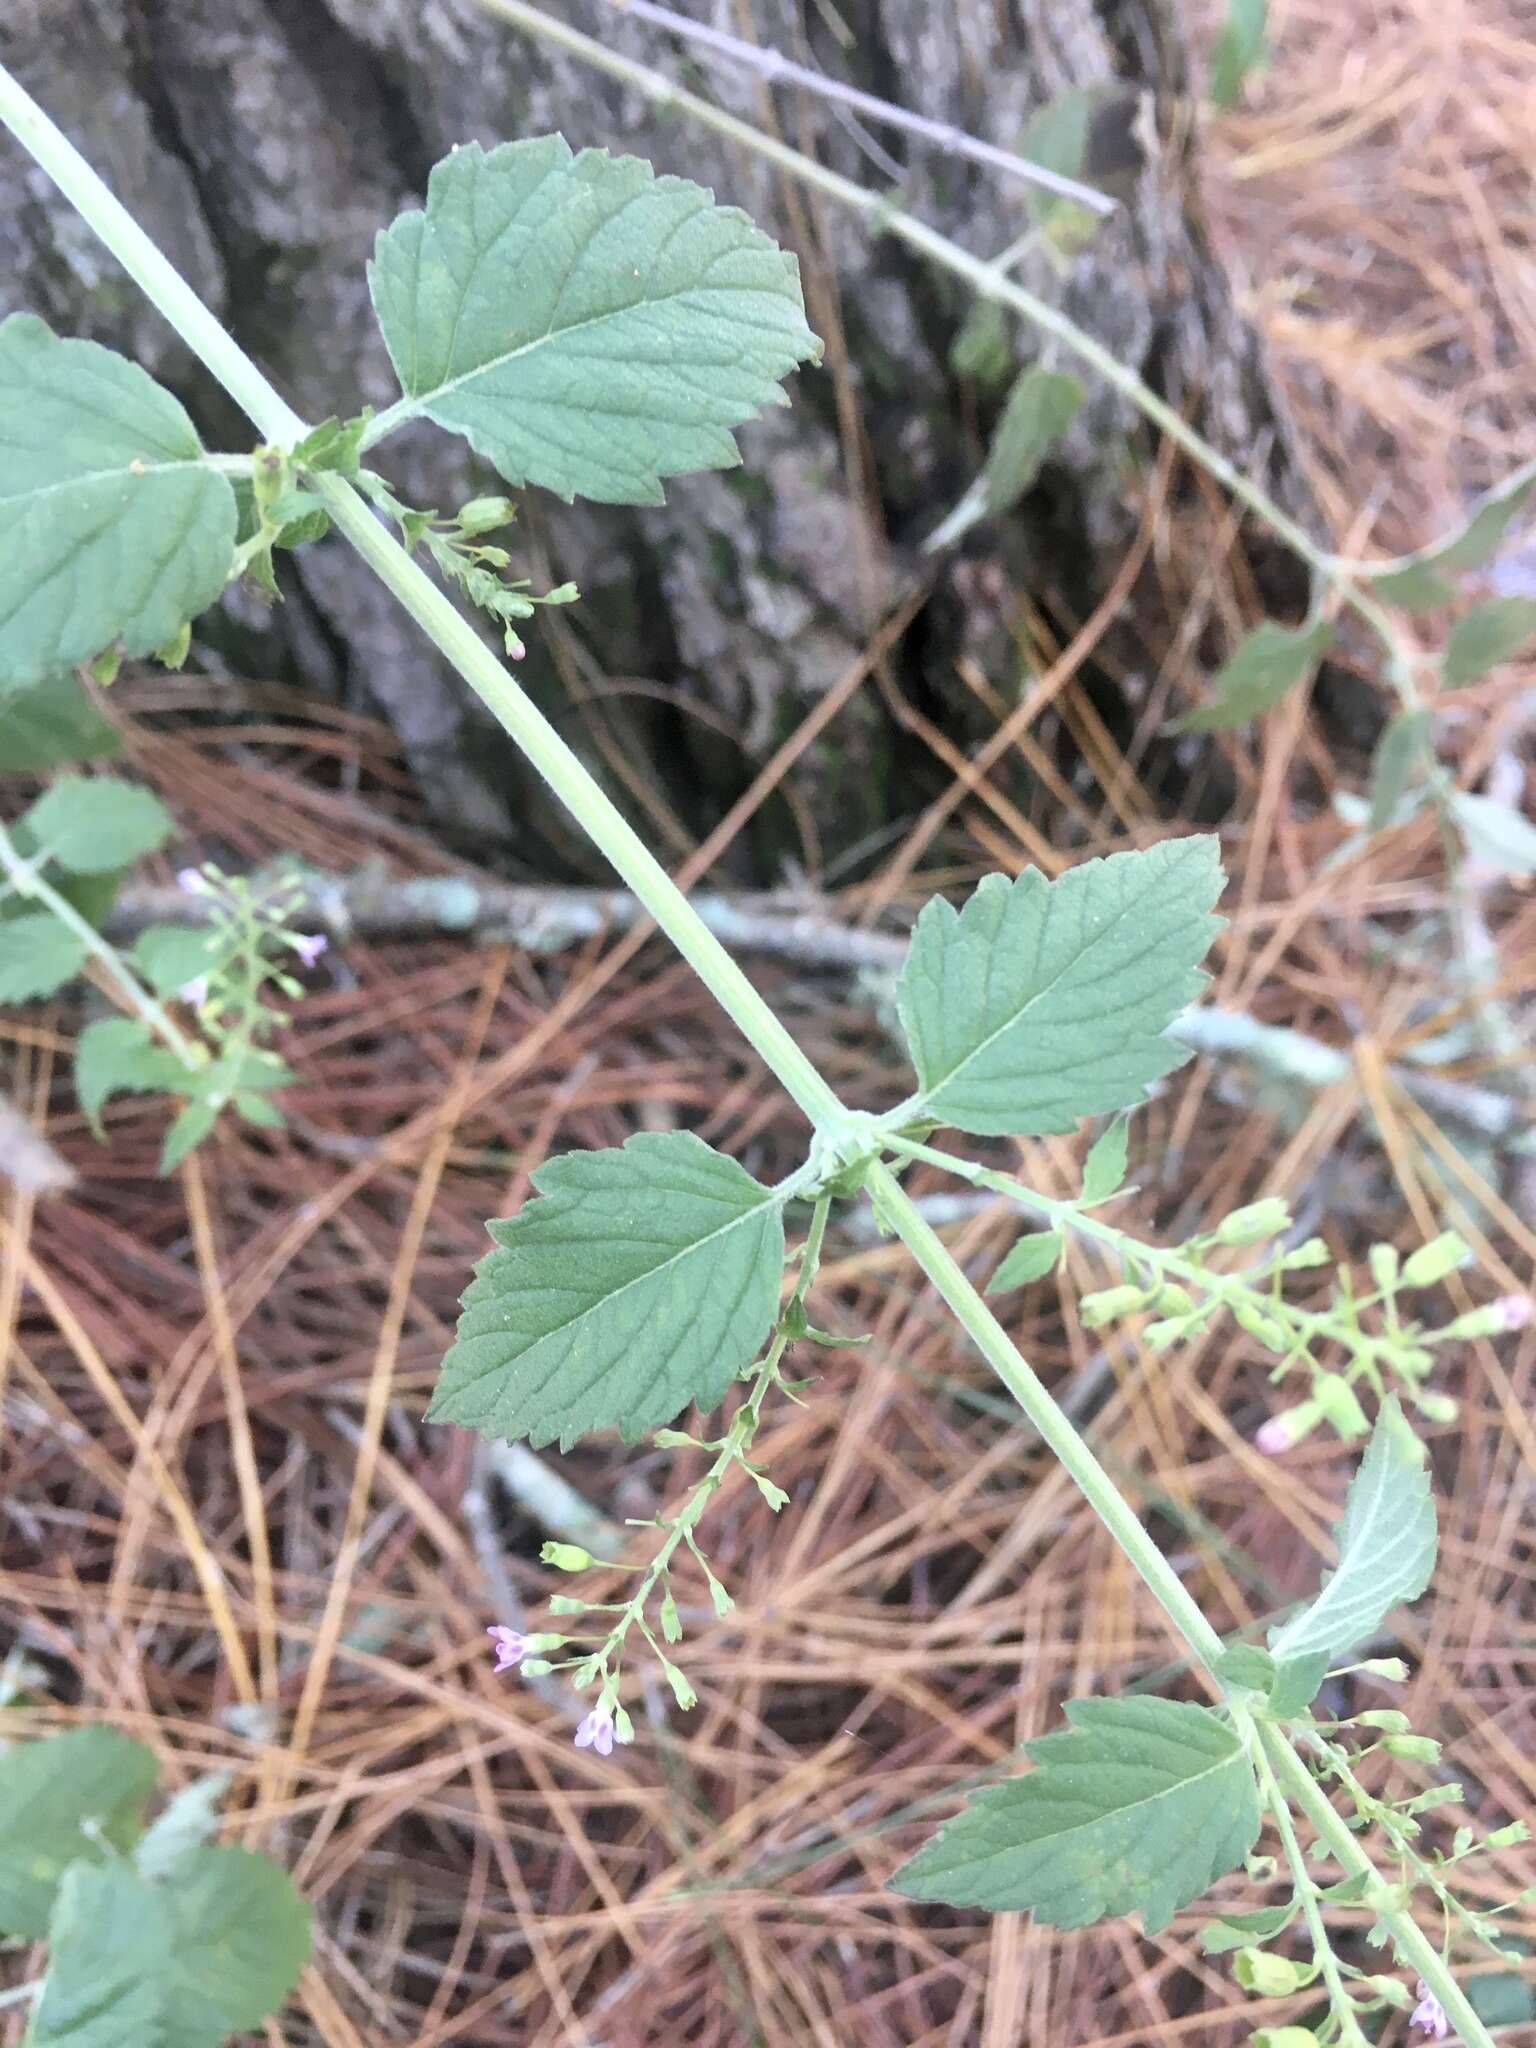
[574,1708,615,1756]
[1255,1418,1291,1455]
[1411,1979,1450,2040]
[175,866,206,896]
[1494,1293,1535,1332]
[179,975,209,1008]
[291,932,328,969]
[486,1626,527,1675]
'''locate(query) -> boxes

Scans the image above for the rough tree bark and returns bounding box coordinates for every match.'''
[0,0,1309,875]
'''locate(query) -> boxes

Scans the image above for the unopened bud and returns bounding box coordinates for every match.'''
[1355,1710,1411,1733]
[1401,1231,1470,1288]
[1356,1658,1409,1682]
[541,1542,595,1572]
[1232,1300,1288,1350]
[1256,1402,1323,1454]
[1214,1199,1291,1246]
[1381,1734,1442,1763]
[1079,1285,1150,1329]
[1412,1391,1460,1425]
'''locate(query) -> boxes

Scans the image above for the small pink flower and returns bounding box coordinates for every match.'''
[574,1708,614,1756]
[291,932,328,968]
[1494,1294,1534,1332]
[179,975,209,1008]
[1255,1418,1291,1455]
[175,867,205,895]
[486,1625,527,1675]
[1411,1979,1450,2040]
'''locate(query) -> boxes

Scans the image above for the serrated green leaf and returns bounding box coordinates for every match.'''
[30,1845,309,2048]
[1268,1397,1437,1668]
[892,1695,1261,1932]
[0,912,87,1001]
[1179,619,1333,731]
[130,923,225,997]
[0,316,237,686]
[0,1727,156,1938]
[896,838,1223,1137]
[367,137,820,506]
[1443,596,1536,688]
[135,1774,231,1883]
[925,368,1082,550]
[431,1130,785,1450]
[1081,1114,1130,1202]
[1452,790,1536,877]
[987,1229,1064,1294]
[20,776,175,874]
[1370,466,1536,610]
[1209,0,1268,107]
[0,671,121,771]
[1366,709,1432,831]
[76,1017,187,1135]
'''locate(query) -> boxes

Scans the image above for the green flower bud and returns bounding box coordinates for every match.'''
[1369,1243,1400,1291]
[541,1542,595,1572]
[1311,1371,1370,1439]
[1412,1391,1460,1424]
[1282,1237,1331,1269]
[1487,1821,1530,1848]
[1232,1300,1288,1351]
[1355,1657,1409,1681]
[1381,1733,1442,1763]
[1354,1710,1411,1733]
[1215,1199,1291,1246]
[1156,1283,1196,1315]
[1401,1230,1470,1288]
[1079,1285,1151,1328]
[456,494,517,534]
[1235,1949,1312,1996]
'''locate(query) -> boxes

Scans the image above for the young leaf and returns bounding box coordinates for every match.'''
[924,368,1083,551]
[1442,596,1536,687]
[0,1726,157,1937]
[1371,464,1536,611]
[1081,1115,1130,1202]
[892,1695,1261,1931]
[0,670,121,771]
[30,1845,309,2048]
[0,912,88,1001]
[1200,1896,1300,1953]
[20,776,175,874]
[987,1229,1064,1294]
[0,315,237,685]
[1263,1651,1331,1720]
[367,137,821,505]
[1452,790,1536,878]
[1017,89,1108,254]
[131,922,225,997]
[1209,0,1268,108]
[1366,708,1432,831]
[431,1131,786,1450]
[896,837,1223,1137]
[76,1017,186,1134]
[1178,619,1334,732]
[1267,1397,1437,1670]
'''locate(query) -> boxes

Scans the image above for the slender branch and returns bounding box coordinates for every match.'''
[1254,1739,1370,2045]
[604,0,1117,213]
[864,1158,1229,1670]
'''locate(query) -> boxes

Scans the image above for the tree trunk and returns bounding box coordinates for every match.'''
[0,0,1308,873]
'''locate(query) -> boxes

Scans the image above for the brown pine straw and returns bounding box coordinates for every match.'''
[4,2,1536,2039]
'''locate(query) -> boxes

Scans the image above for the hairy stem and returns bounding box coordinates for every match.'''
[1254,1739,1370,2045]
[864,1158,1229,1670]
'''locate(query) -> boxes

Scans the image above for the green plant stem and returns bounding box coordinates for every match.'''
[864,1158,1229,1670]
[1254,1739,1369,2045]
[1260,1726,1495,2048]
[0,62,845,1136]
[469,0,1413,687]
[0,821,201,1068]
